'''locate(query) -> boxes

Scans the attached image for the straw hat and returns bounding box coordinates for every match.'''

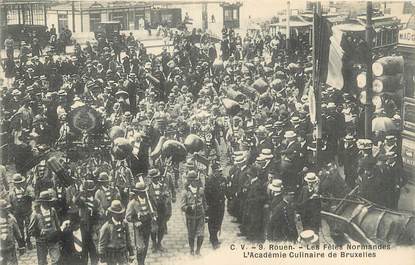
[133,181,148,192]
[186,170,198,180]
[298,230,319,244]
[304,172,319,183]
[260,149,273,159]
[148,168,160,178]
[12,174,26,184]
[284,130,297,138]
[108,200,125,214]
[268,179,283,192]
[36,190,54,202]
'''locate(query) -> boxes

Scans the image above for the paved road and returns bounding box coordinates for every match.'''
[14,140,245,265]
[16,185,242,265]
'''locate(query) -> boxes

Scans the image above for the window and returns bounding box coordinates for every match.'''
[376,31,381,46]
[22,5,31,24]
[110,12,128,30]
[32,4,45,25]
[386,29,392,45]
[134,11,145,29]
[224,9,233,21]
[58,13,68,32]
[233,9,238,20]
[161,13,173,23]
[6,6,19,25]
[392,29,398,43]
[382,29,388,46]
[90,12,101,32]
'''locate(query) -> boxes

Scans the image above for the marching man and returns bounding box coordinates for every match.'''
[8,173,34,250]
[95,172,121,222]
[28,190,61,265]
[148,168,170,253]
[126,181,157,265]
[98,200,134,265]
[181,170,207,256]
[0,199,25,265]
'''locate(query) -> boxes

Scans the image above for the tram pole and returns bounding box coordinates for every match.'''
[72,1,76,33]
[365,1,373,138]
[286,1,291,53]
[313,2,323,166]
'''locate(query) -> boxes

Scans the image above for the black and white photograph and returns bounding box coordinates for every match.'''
[0,0,415,264]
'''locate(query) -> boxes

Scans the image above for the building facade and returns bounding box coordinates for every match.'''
[46,1,152,34]
[0,0,50,46]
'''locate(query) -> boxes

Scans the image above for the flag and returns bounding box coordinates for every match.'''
[326,28,345,89]
[314,13,369,90]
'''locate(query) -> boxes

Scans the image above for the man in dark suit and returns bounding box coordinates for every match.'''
[385,152,406,209]
[205,161,227,249]
[244,166,267,242]
[296,172,321,233]
[339,134,359,188]
[280,131,301,191]
[268,191,298,242]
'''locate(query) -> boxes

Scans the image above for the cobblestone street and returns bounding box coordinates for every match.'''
[14,142,246,265]
[16,190,243,265]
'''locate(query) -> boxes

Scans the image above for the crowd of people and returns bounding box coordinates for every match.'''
[0,23,407,265]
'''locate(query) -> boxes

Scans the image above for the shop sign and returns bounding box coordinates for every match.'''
[399,28,415,46]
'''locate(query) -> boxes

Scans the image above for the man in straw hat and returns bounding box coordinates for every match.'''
[181,170,207,255]
[28,190,61,265]
[95,172,121,220]
[98,200,134,265]
[0,199,25,265]
[8,173,34,250]
[126,181,157,265]
[339,134,359,188]
[296,172,321,233]
[226,152,248,224]
[147,168,171,253]
[74,180,102,265]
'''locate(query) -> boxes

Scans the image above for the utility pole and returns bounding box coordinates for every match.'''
[365,1,373,138]
[286,1,291,52]
[202,2,208,31]
[313,1,323,165]
[71,1,76,33]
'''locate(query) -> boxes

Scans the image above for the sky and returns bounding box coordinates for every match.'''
[240,0,307,19]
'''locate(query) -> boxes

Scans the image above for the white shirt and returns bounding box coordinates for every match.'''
[137,196,146,204]
[112,217,121,226]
